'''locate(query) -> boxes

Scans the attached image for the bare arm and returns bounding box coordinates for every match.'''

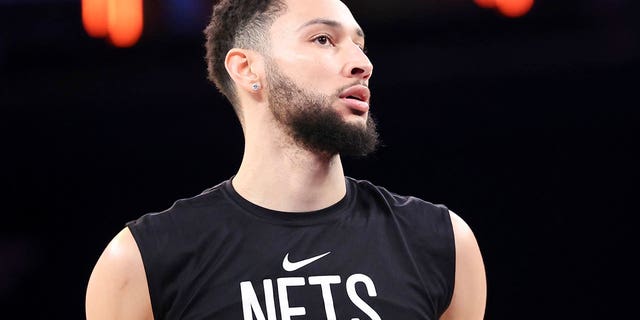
[86,227,154,320]
[440,210,487,320]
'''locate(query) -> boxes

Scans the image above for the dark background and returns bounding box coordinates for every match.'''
[1,0,638,318]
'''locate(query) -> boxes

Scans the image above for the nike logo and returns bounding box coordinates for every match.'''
[282,251,331,272]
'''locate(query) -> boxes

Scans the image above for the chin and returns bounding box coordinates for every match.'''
[344,113,368,126]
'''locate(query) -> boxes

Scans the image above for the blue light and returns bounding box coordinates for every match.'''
[165,0,208,34]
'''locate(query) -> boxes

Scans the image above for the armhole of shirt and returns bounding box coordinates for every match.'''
[126,220,162,320]
[439,205,457,315]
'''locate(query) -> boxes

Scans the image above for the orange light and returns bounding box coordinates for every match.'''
[496,0,534,18]
[82,0,109,38]
[107,0,144,48]
[82,0,143,47]
[474,0,497,9]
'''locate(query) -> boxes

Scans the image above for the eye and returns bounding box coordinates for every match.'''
[313,35,334,47]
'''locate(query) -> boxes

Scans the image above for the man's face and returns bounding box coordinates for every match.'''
[264,0,378,156]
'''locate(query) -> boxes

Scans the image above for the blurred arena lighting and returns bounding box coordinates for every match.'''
[82,0,143,48]
[81,0,108,37]
[496,0,534,18]
[474,0,535,18]
[107,0,143,47]
[474,0,497,9]
[164,0,208,34]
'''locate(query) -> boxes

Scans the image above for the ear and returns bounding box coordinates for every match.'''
[224,48,263,94]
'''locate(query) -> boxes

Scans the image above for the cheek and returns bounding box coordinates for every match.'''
[294,56,340,90]
[278,49,338,77]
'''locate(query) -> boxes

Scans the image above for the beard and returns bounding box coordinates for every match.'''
[265,63,379,157]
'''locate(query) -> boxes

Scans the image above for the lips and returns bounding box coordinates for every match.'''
[339,85,370,113]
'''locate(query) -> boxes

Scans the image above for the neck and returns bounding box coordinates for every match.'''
[232,142,347,212]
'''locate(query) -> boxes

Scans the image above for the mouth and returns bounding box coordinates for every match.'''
[339,85,370,113]
[340,85,370,103]
[346,95,364,101]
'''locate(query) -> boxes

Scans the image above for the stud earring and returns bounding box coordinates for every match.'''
[251,83,261,91]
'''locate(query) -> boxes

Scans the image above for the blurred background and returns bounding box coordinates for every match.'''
[1,0,638,318]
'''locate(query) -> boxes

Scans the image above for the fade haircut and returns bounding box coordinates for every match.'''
[204,0,287,109]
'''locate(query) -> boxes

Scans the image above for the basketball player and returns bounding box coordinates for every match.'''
[86,0,486,319]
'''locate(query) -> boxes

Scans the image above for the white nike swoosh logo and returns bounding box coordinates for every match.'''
[282,251,331,272]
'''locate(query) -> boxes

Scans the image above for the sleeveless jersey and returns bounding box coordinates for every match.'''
[127,177,455,320]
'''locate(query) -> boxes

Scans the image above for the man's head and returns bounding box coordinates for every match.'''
[204,0,378,156]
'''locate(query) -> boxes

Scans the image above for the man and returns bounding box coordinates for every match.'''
[85,0,486,319]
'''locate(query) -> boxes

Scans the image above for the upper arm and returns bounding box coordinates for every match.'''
[86,227,153,320]
[440,210,487,320]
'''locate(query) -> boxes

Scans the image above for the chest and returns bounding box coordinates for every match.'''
[162,220,439,320]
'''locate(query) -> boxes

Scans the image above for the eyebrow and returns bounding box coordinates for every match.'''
[297,18,365,39]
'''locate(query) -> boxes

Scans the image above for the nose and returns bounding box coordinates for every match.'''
[342,45,373,81]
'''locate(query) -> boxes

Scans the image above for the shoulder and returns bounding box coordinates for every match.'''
[86,227,153,320]
[347,177,453,240]
[347,177,445,211]
[348,178,484,317]
[448,210,480,248]
[128,181,230,232]
[441,210,487,320]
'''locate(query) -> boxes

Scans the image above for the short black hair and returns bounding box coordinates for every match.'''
[204,0,287,108]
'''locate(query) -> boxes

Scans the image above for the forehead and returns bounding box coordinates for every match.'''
[272,0,363,36]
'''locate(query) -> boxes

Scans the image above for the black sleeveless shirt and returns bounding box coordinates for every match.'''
[127,177,455,320]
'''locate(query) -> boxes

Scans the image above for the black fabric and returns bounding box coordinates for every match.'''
[127,177,455,320]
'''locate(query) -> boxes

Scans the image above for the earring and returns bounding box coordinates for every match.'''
[251,83,261,91]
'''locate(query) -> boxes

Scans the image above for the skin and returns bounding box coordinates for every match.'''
[85,0,486,319]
